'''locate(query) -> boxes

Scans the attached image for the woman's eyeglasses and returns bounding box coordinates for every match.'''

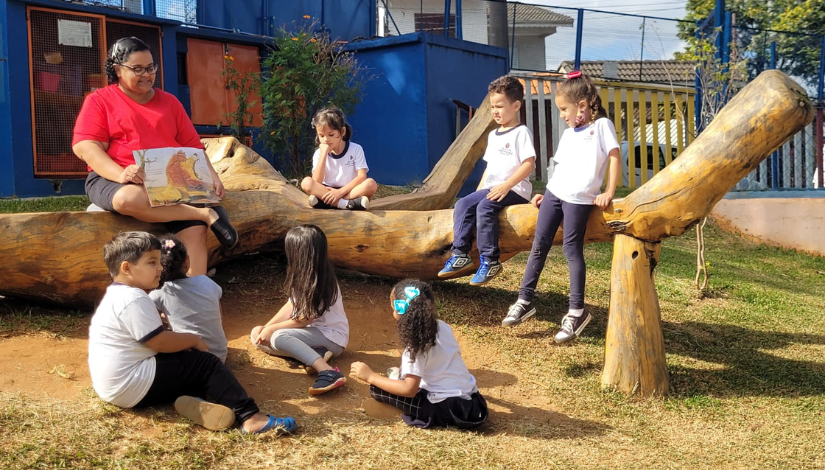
[118,63,159,76]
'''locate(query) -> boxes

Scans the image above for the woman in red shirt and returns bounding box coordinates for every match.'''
[73,37,237,276]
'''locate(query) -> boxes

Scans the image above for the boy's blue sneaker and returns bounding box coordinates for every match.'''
[469,259,502,286]
[438,253,475,278]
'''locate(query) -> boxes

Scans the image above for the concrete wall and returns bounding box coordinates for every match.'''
[710,191,825,257]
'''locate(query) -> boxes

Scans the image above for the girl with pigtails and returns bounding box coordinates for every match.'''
[501,71,621,345]
[350,279,488,429]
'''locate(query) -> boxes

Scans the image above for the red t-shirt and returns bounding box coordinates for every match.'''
[72,85,204,170]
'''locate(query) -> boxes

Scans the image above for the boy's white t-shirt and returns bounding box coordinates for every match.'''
[88,283,164,408]
[481,125,536,201]
[400,320,478,403]
[547,117,620,205]
[292,285,349,349]
[311,141,369,188]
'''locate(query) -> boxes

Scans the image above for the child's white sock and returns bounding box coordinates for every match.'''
[517,298,531,306]
[336,198,350,209]
[567,308,585,318]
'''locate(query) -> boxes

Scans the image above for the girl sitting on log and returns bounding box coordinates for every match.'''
[150,234,228,363]
[300,106,377,210]
[501,71,620,344]
[349,279,488,429]
[72,36,238,278]
[250,225,349,395]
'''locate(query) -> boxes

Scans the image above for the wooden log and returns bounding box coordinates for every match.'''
[605,70,814,241]
[601,235,668,396]
[0,70,813,308]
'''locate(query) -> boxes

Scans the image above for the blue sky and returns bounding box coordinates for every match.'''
[523,1,689,70]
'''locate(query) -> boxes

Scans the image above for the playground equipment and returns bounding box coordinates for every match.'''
[0,70,813,396]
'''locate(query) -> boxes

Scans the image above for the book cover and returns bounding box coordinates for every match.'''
[133,147,220,207]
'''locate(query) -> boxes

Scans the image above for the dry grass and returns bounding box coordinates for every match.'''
[2,218,825,469]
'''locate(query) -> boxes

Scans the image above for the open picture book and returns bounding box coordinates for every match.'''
[133,147,220,207]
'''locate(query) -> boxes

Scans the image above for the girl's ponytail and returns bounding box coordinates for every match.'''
[158,234,188,286]
[392,279,438,361]
[557,71,606,123]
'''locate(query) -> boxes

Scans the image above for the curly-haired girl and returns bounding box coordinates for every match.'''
[350,279,488,429]
[250,225,349,395]
[149,234,228,362]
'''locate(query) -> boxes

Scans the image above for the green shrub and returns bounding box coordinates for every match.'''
[260,21,370,177]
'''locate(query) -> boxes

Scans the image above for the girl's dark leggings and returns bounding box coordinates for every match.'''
[518,190,593,310]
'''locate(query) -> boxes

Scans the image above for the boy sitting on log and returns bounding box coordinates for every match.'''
[438,76,536,285]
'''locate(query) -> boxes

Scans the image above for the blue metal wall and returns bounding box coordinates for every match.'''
[346,33,506,190]
[424,36,507,194]
[0,0,508,198]
[0,0,13,197]
[4,0,86,197]
[201,0,373,40]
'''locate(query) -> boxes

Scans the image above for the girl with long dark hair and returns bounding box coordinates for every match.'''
[250,225,349,395]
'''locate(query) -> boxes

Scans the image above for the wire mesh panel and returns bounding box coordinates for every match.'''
[156,0,197,24]
[28,7,106,177]
[105,19,163,88]
[377,0,457,37]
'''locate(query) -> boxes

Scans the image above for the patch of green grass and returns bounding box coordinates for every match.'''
[0,196,90,214]
[2,218,825,469]
[374,184,414,199]
[0,301,87,338]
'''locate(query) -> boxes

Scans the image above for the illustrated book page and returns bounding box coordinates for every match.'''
[133,147,219,207]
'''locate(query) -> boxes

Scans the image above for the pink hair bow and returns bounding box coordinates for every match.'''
[565,71,582,79]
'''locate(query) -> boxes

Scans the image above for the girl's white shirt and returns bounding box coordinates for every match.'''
[292,285,349,348]
[546,117,619,205]
[311,141,369,188]
[400,320,478,403]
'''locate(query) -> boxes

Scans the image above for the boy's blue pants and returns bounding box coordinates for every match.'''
[451,188,528,261]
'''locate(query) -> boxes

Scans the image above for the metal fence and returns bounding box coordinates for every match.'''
[75,0,197,24]
[74,0,825,190]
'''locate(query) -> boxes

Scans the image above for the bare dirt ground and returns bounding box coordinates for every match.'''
[0,254,559,429]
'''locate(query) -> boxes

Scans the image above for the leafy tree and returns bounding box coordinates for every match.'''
[678,0,824,86]
[260,21,370,177]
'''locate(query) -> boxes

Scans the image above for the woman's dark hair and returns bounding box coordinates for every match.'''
[392,279,438,361]
[311,106,353,144]
[556,72,607,123]
[158,234,188,286]
[105,36,151,84]
[284,225,339,321]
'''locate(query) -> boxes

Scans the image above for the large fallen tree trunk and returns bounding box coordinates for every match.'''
[0,71,814,405]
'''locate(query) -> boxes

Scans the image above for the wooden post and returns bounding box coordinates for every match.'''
[601,234,668,396]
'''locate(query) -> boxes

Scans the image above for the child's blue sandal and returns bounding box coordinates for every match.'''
[243,415,297,435]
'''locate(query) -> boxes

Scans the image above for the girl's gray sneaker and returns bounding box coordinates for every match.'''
[502,301,536,326]
[554,312,592,344]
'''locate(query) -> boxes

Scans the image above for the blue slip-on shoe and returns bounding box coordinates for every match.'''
[242,415,297,435]
[438,253,475,278]
[469,259,502,286]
